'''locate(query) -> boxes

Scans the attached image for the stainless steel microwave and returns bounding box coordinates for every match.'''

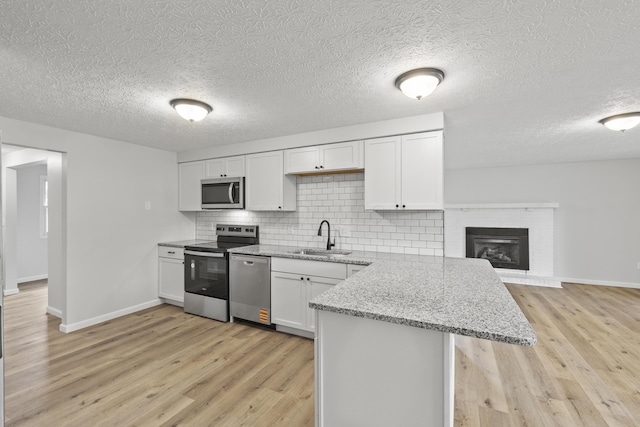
[201,177,244,209]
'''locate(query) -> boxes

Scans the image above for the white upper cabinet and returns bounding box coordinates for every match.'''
[284,146,319,173]
[364,131,443,210]
[284,141,364,174]
[321,141,364,171]
[401,132,443,210]
[178,161,205,211]
[245,151,296,211]
[205,155,245,178]
[364,136,401,210]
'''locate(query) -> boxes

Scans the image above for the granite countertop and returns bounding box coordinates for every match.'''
[228,244,537,346]
[158,239,213,248]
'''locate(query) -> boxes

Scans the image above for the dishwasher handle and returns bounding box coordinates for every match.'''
[231,254,270,265]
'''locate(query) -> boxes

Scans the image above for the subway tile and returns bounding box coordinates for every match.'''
[195,174,444,257]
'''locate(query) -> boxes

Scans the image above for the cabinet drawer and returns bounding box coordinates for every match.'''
[272,257,346,280]
[158,246,184,259]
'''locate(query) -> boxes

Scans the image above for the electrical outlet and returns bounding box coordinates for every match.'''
[637,261,640,270]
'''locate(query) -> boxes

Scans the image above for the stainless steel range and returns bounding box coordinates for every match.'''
[183,224,258,322]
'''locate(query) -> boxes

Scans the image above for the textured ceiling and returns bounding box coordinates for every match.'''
[1,0,639,169]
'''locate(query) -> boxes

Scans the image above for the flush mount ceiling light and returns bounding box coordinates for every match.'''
[170,98,212,122]
[395,68,445,100]
[598,112,640,132]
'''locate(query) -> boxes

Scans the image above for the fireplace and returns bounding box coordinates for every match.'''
[465,227,529,271]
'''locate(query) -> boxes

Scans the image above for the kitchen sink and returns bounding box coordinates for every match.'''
[288,248,352,258]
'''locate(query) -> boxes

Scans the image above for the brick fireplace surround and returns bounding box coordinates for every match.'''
[444,203,560,287]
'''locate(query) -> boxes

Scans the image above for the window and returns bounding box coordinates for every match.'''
[40,175,48,238]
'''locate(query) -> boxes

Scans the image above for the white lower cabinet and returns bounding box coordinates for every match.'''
[271,258,346,335]
[307,278,339,332]
[271,271,307,329]
[158,246,184,305]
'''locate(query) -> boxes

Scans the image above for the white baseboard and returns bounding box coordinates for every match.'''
[17,274,48,284]
[47,306,62,318]
[493,268,562,288]
[3,288,19,296]
[499,274,562,288]
[275,324,314,339]
[159,298,184,308]
[557,277,640,290]
[59,298,163,333]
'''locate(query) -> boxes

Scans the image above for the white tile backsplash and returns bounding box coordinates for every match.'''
[196,173,444,256]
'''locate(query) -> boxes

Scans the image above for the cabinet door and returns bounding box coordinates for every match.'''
[284,146,319,174]
[178,161,205,211]
[364,136,401,210]
[307,276,340,332]
[205,159,226,178]
[225,155,246,177]
[320,141,364,171]
[158,257,184,302]
[246,151,296,211]
[401,131,444,210]
[271,271,306,329]
[246,151,283,210]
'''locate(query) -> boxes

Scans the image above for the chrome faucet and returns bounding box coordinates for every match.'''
[317,220,335,250]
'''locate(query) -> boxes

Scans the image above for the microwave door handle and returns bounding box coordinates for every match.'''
[228,183,234,203]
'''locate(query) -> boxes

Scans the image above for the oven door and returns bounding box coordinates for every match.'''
[184,250,228,299]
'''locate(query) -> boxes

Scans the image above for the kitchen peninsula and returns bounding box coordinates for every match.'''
[228,245,536,427]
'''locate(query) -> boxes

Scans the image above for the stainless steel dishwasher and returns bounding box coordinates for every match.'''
[229,254,272,326]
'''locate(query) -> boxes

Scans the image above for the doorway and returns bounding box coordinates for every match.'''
[1,143,67,426]
[10,161,49,297]
[2,144,64,319]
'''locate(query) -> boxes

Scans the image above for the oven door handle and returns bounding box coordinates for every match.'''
[184,250,225,258]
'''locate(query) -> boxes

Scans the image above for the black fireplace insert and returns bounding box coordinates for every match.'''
[465,227,529,270]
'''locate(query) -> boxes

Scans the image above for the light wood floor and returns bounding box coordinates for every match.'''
[4,280,640,426]
[455,283,640,427]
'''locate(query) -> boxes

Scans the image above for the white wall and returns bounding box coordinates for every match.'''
[445,158,640,287]
[16,163,48,281]
[1,116,195,331]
